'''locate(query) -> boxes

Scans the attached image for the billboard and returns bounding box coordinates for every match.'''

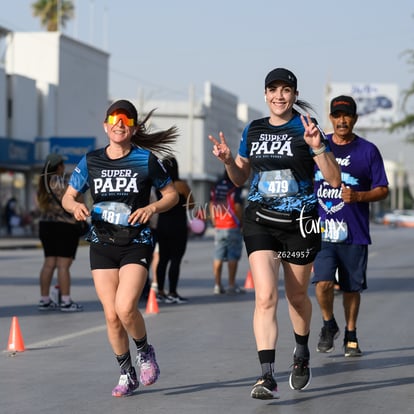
[0,137,34,169]
[327,83,399,130]
[49,137,96,165]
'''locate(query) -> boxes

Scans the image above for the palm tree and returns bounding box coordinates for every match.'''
[389,50,414,142]
[32,0,75,32]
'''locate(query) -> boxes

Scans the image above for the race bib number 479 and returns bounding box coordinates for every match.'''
[258,169,298,198]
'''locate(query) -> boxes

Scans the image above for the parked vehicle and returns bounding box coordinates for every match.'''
[382,210,414,228]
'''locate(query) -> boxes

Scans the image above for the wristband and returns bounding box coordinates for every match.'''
[311,143,326,157]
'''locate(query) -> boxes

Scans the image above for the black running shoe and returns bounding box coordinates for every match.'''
[289,355,312,390]
[344,340,362,357]
[250,372,280,399]
[156,293,167,303]
[165,293,188,304]
[317,325,340,353]
[60,300,83,312]
[38,299,58,311]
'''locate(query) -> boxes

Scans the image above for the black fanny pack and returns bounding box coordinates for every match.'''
[93,221,144,246]
[248,204,297,229]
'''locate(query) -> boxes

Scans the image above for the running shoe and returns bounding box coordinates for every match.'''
[111,368,139,397]
[38,299,58,311]
[317,325,340,353]
[136,345,160,386]
[344,340,362,357]
[250,372,280,399]
[226,285,246,295]
[165,293,188,304]
[156,293,167,303]
[60,301,83,312]
[289,354,312,390]
[213,284,225,295]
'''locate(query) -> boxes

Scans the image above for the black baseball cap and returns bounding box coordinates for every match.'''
[265,68,297,89]
[105,99,138,124]
[330,95,357,116]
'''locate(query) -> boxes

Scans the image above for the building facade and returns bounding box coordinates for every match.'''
[0,29,109,233]
[0,28,262,235]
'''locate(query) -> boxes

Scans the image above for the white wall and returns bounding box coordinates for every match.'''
[57,36,108,143]
[37,81,57,137]
[6,32,109,147]
[0,67,6,137]
[203,82,240,179]
[8,74,38,141]
[5,32,60,84]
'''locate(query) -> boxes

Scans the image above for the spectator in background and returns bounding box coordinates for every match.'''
[142,187,160,300]
[37,153,83,312]
[156,157,194,304]
[4,197,20,235]
[209,170,245,295]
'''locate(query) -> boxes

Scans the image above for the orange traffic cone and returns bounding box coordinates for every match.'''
[145,288,159,314]
[244,269,254,289]
[7,316,26,352]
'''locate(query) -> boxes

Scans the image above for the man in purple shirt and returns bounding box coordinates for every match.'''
[313,95,389,357]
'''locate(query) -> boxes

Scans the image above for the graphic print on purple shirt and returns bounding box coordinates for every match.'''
[314,134,388,245]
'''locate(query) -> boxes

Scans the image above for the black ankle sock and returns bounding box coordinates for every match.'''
[133,334,149,353]
[345,329,357,342]
[258,349,275,375]
[115,350,132,371]
[323,317,338,330]
[294,332,310,358]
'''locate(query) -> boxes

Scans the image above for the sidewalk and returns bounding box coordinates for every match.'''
[0,227,214,250]
[0,236,41,250]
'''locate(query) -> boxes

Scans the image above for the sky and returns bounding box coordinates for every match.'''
[1,0,413,117]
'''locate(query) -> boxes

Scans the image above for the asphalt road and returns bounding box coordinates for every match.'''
[0,225,413,414]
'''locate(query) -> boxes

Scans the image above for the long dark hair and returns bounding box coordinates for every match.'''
[132,109,179,158]
[293,100,318,117]
[163,157,180,181]
[37,161,63,211]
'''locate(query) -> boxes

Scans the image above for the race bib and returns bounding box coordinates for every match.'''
[258,169,299,198]
[92,202,132,226]
[321,219,348,243]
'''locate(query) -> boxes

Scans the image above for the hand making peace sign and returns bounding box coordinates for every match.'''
[300,114,323,150]
[208,132,232,165]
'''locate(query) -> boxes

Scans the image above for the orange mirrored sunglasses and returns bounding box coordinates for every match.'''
[106,112,135,126]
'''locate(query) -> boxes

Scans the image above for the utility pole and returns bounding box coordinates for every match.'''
[57,0,61,32]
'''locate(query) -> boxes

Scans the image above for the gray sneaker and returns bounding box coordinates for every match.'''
[60,301,83,312]
[317,325,340,353]
[213,284,225,294]
[226,285,246,295]
[38,299,58,311]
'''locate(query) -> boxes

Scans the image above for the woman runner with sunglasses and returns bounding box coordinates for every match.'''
[62,100,179,397]
[209,68,341,399]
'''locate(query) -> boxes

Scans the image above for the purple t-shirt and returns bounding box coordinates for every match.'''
[314,134,388,245]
